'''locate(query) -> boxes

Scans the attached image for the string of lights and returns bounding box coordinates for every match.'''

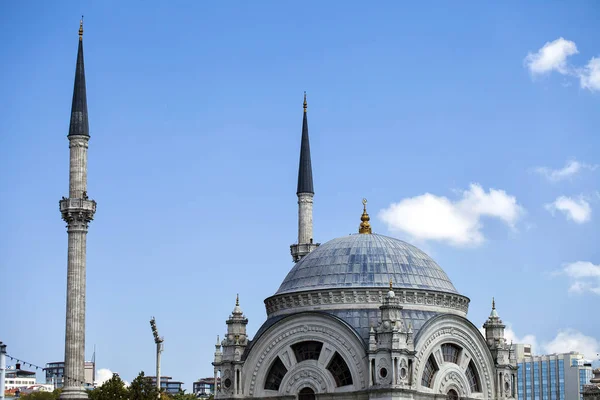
[5,354,90,387]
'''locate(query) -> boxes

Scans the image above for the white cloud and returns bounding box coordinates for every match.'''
[556,261,600,296]
[525,38,578,75]
[535,160,597,182]
[525,38,600,92]
[378,184,523,247]
[481,325,598,360]
[543,329,600,360]
[579,57,600,92]
[96,368,129,387]
[545,196,591,223]
[95,369,114,387]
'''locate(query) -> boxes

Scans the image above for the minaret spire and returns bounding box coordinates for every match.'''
[59,20,96,400]
[291,92,319,262]
[297,91,314,195]
[69,17,89,139]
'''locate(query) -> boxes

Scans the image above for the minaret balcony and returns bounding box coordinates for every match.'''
[290,242,320,262]
[59,198,97,222]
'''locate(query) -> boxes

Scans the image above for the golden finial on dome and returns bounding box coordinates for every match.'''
[79,16,84,41]
[359,198,372,234]
[303,91,307,112]
[389,279,393,290]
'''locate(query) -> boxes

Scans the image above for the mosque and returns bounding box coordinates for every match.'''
[211,95,518,400]
[55,18,517,400]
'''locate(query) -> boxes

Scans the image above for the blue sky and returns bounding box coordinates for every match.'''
[1,0,599,391]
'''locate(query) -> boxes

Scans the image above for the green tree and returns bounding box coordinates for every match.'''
[170,389,197,400]
[128,371,159,400]
[89,373,128,400]
[19,391,58,400]
[19,388,61,400]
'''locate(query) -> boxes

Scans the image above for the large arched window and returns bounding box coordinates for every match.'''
[441,343,461,364]
[465,361,481,393]
[326,352,353,387]
[447,389,459,400]
[291,341,323,363]
[421,355,438,388]
[264,356,288,391]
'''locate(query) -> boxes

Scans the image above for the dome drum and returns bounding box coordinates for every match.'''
[264,287,470,320]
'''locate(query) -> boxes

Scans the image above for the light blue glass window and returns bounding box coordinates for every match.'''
[518,363,525,400]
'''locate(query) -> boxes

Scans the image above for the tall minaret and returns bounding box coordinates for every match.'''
[290,93,319,262]
[58,19,96,400]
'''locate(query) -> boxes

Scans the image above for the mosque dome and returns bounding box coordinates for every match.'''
[276,233,458,295]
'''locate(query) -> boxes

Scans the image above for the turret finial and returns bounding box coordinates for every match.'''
[79,16,84,41]
[359,198,372,234]
[303,91,307,112]
[492,297,495,310]
[236,293,239,306]
[389,279,393,290]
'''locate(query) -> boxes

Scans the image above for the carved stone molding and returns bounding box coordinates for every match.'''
[281,363,330,395]
[68,137,89,148]
[265,288,470,317]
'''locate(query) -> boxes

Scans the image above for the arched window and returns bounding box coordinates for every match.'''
[327,352,353,387]
[441,343,461,364]
[298,387,316,400]
[466,361,481,393]
[291,341,323,362]
[421,355,438,388]
[264,356,288,391]
[447,389,459,400]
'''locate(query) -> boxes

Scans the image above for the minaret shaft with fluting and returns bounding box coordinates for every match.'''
[291,93,319,262]
[59,20,96,400]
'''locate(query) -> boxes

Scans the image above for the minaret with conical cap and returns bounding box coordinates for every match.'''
[58,19,96,400]
[290,93,319,262]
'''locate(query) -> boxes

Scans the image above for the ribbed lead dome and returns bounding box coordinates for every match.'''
[277,234,457,295]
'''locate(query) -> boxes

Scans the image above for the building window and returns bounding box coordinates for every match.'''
[466,361,481,393]
[264,357,288,391]
[326,352,353,387]
[291,341,323,363]
[298,387,316,400]
[421,355,438,388]
[441,344,461,364]
[447,389,459,400]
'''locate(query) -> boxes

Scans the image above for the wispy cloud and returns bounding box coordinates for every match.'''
[535,160,597,182]
[525,38,578,75]
[525,38,600,92]
[579,57,600,91]
[378,184,524,247]
[545,196,591,223]
[554,261,600,296]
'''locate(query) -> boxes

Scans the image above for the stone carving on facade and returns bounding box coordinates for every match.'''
[265,288,470,316]
[413,320,494,399]
[245,319,367,396]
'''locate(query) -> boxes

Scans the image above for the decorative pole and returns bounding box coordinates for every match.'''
[149,318,164,396]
